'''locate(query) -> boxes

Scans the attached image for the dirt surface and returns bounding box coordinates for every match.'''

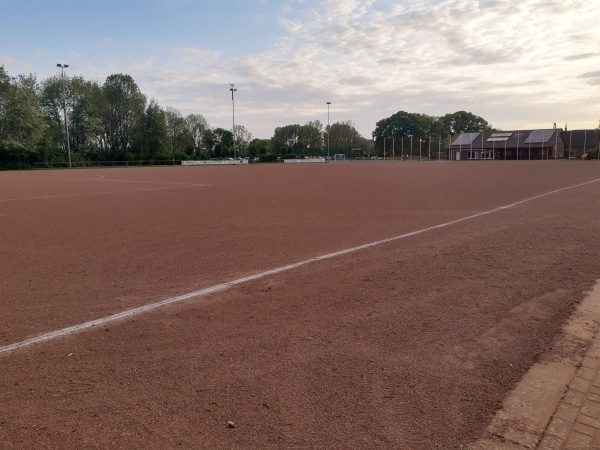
[1,161,599,449]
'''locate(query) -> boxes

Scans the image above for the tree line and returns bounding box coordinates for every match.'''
[0,66,255,169]
[1,65,508,168]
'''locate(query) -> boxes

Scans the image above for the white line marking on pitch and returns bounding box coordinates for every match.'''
[82,177,210,187]
[1,172,209,187]
[0,185,212,203]
[1,178,598,355]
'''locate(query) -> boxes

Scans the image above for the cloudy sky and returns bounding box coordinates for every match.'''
[2,0,599,139]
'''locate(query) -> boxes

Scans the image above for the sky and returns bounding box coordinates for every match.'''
[1,0,599,139]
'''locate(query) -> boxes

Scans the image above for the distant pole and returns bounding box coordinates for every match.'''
[419,138,422,161]
[57,63,71,168]
[230,83,237,160]
[410,135,413,160]
[541,130,545,160]
[428,136,431,161]
[392,137,395,160]
[401,136,404,160]
[569,132,572,160]
[326,102,331,158]
[383,138,386,161]
[481,131,484,160]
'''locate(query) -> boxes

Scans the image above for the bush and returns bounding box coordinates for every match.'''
[258,154,278,163]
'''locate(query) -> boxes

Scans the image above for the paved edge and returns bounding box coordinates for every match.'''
[470,280,600,450]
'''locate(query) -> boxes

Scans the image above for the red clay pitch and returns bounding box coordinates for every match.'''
[1,161,599,449]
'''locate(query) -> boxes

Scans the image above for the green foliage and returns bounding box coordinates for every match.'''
[165,106,192,154]
[326,120,364,155]
[247,138,271,157]
[373,110,491,152]
[258,154,278,163]
[132,100,168,158]
[152,149,190,161]
[213,128,233,157]
[0,67,47,167]
[438,111,490,135]
[185,113,209,158]
[272,124,302,154]
[101,73,146,159]
[300,120,323,155]
[0,66,262,168]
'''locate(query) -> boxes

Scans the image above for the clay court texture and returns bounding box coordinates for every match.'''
[1,161,600,449]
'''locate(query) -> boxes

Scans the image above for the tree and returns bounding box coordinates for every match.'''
[247,138,271,157]
[132,100,167,158]
[69,77,105,156]
[301,120,323,155]
[272,124,302,154]
[202,128,217,158]
[327,120,363,155]
[101,74,146,158]
[185,113,209,158]
[233,124,253,156]
[0,67,47,166]
[164,107,190,155]
[38,75,65,152]
[213,127,233,157]
[373,111,435,145]
[438,111,490,136]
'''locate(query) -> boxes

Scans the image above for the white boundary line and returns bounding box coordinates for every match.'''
[0,172,211,187]
[1,178,598,355]
[0,185,211,203]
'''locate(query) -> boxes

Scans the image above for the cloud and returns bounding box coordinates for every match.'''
[339,76,379,86]
[578,70,600,86]
[564,53,598,61]
[578,71,600,79]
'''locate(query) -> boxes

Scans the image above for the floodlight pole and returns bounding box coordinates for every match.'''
[326,102,331,158]
[230,83,237,160]
[57,64,72,168]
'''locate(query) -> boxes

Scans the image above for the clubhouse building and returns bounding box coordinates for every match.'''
[449,128,597,160]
